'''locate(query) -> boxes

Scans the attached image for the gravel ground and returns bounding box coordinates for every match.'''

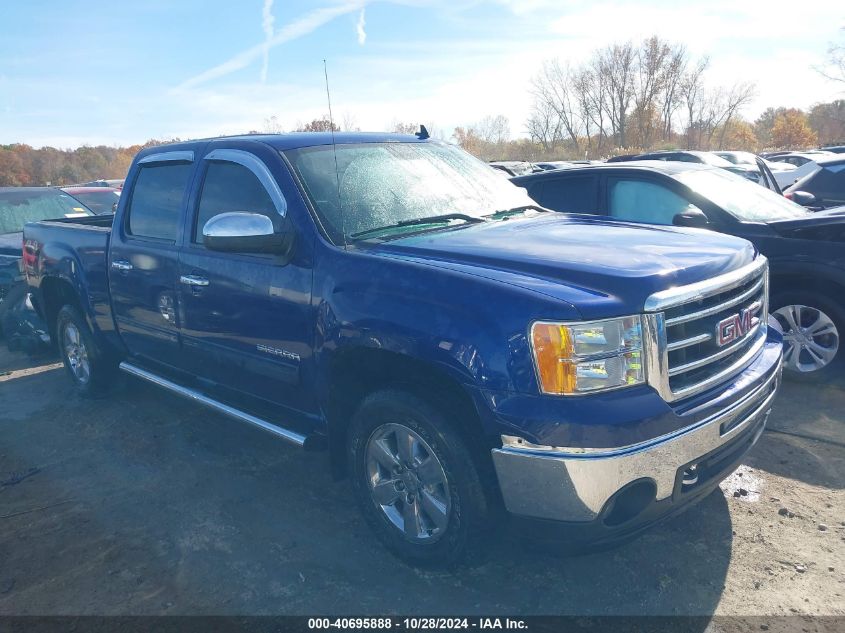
[0,347,843,618]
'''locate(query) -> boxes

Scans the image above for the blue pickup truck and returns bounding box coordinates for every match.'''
[23,133,783,566]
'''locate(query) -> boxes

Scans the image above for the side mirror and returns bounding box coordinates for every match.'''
[672,208,710,229]
[786,191,819,207]
[203,212,290,254]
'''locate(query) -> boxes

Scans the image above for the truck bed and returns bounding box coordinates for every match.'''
[34,214,114,230]
[23,215,117,350]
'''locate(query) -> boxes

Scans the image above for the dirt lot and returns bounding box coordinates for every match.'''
[0,347,843,618]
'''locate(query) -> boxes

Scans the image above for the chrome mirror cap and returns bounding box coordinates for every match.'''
[202,212,288,255]
[202,212,275,239]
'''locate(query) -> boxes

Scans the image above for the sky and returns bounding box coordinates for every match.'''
[0,0,842,148]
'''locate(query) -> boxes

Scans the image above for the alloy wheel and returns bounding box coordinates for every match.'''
[365,423,451,541]
[773,304,839,373]
[62,322,91,384]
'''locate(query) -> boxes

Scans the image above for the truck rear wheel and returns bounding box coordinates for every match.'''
[348,389,490,567]
[56,305,112,396]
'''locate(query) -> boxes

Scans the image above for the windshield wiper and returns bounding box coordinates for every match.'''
[350,213,486,239]
[485,205,546,219]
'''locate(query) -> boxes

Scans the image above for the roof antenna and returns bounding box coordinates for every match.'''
[323,59,346,248]
[416,124,429,140]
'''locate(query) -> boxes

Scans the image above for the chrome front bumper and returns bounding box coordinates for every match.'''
[491,361,781,523]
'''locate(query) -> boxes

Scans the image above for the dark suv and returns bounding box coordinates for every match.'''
[513,162,845,381]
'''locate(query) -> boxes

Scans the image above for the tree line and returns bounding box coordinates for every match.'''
[0,141,163,188]
[2,34,844,186]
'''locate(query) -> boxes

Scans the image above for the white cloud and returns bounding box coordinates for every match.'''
[8,0,843,147]
[356,8,367,45]
[260,0,276,82]
[180,0,367,89]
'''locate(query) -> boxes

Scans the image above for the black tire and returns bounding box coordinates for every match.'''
[56,305,113,396]
[348,389,491,568]
[770,291,844,383]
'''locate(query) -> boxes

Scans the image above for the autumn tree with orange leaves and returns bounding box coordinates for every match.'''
[770,109,818,149]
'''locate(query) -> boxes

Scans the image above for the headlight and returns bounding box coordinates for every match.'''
[530,316,645,395]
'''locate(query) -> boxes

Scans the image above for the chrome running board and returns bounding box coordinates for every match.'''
[119,362,306,447]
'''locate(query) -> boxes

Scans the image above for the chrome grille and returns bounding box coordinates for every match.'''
[643,258,769,402]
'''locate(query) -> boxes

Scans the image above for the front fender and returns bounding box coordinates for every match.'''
[311,244,583,400]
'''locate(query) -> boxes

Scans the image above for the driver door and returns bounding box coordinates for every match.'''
[177,143,314,414]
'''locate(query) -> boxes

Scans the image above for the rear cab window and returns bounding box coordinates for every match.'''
[126,154,194,241]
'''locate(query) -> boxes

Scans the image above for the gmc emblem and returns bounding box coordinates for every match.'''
[716,302,761,346]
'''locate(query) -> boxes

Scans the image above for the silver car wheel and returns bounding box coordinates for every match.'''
[365,423,451,542]
[62,322,91,384]
[773,304,839,373]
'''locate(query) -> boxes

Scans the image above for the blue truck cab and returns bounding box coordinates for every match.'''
[23,133,782,566]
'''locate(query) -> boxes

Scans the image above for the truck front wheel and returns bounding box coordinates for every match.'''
[348,389,490,567]
[56,305,112,396]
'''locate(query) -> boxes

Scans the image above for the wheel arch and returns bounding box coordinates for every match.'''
[770,274,845,311]
[324,346,496,485]
[39,276,85,345]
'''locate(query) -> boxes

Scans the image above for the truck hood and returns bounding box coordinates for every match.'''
[0,231,22,258]
[375,213,756,319]
[767,207,845,241]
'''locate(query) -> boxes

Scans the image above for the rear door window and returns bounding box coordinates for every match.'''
[126,163,192,241]
[527,176,599,214]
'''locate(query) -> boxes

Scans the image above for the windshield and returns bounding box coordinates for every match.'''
[284,142,535,242]
[68,190,120,215]
[0,189,93,234]
[674,169,809,221]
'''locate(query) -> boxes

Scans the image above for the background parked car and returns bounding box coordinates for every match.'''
[630,150,759,182]
[770,159,824,192]
[0,187,93,350]
[61,186,120,215]
[768,151,834,167]
[533,161,572,171]
[512,162,845,381]
[713,151,798,189]
[783,155,845,209]
[820,145,845,154]
[489,161,536,176]
[69,178,125,189]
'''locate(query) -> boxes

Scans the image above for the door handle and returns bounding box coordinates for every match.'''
[180,275,209,287]
[111,260,133,271]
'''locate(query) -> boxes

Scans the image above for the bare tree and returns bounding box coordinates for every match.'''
[579,61,610,155]
[599,42,636,148]
[680,57,710,148]
[475,115,510,144]
[341,112,360,132]
[263,115,284,133]
[526,100,562,152]
[659,45,687,141]
[389,120,418,134]
[715,82,756,149]
[530,60,584,151]
[816,28,845,86]
[632,36,671,148]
